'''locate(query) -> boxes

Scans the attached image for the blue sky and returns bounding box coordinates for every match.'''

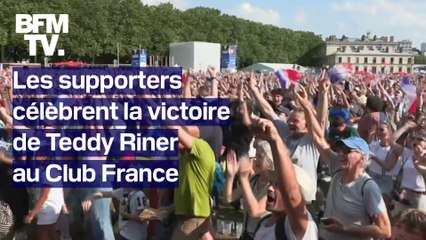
[143,0,426,47]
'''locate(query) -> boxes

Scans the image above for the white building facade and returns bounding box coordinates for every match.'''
[322,34,415,74]
[169,42,221,72]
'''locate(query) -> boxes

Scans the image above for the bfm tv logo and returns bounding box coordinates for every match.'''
[16,14,68,57]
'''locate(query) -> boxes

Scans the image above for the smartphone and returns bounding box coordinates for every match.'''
[320,217,334,225]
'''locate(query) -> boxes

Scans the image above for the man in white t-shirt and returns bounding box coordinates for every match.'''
[82,188,149,240]
[295,84,391,240]
[247,118,318,240]
[248,78,319,202]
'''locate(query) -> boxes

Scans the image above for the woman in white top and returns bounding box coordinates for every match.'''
[369,121,402,207]
[224,139,271,240]
[246,118,317,240]
[380,120,426,216]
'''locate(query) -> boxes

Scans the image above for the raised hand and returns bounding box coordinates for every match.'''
[248,71,257,89]
[81,198,93,212]
[247,117,279,142]
[319,79,331,92]
[226,150,239,177]
[207,65,217,78]
[405,119,418,129]
[294,84,310,110]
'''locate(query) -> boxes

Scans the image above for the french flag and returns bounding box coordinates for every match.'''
[182,72,188,85]
[401,76,418,114]
[275,69,302,89]
[328,63,353,84]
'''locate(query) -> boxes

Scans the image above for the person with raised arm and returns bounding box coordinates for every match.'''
[243,116,317,240]
[294,84,391,240]
[381,117,426,216]
[167,124,216,240]
[247,72,319,204]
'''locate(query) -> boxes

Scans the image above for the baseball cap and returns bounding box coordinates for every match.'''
[268,164,315,203]
[338,137,370,156]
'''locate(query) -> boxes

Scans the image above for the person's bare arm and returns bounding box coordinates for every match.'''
[247,72,277,121]
[82,191,115,212]
[171,125,194,150]
[183,70,193,98]
[239,156,268,218]
[26,188,51,222]
[208,66,219,98]
[390,121,417,157]
[316,77,330,133]
[223,150,243,204]
[248,118,309,239]
[371,150,400,172]
[295,85,334,164]
[330,212,391,239]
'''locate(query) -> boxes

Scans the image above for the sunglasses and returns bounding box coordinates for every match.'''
[336,146,361,155]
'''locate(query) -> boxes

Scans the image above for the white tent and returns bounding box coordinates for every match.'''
[242,63,307,73]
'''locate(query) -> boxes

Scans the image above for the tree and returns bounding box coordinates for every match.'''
[0,0,324,66]
[415,56,426,64]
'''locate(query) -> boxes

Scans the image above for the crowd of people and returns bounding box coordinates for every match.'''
[0,65,426,240]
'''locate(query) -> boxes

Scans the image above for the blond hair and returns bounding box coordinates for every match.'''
[256,140,274,170]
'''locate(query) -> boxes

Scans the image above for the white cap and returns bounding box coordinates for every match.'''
[268,164,315,204]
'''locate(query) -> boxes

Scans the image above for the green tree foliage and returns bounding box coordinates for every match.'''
[415,56,426,64]
[0,0,323,67]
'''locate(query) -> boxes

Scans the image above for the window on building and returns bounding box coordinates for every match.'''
[364,67,368,71]
[347,57,351,63]
[356,57,360,63]
[382,58,386,64]
[390,67,394,73]
[355,66,359,72]
[372,67,377,73]
[407,68,411,73]
[399,67,403,72]
[408,58,412,64]
[391,58,394,64]
[364,57,368,63]
[373,57,377,64]
[338,57,342,63]
[399,58,403,64]
[381,67,385,73]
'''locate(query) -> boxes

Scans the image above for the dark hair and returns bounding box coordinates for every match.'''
[332,116,346,127]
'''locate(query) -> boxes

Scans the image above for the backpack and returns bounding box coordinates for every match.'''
[253,214,288,240]
[0,200,13,237]
[213,162,225,192]
[332,170,374,223]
